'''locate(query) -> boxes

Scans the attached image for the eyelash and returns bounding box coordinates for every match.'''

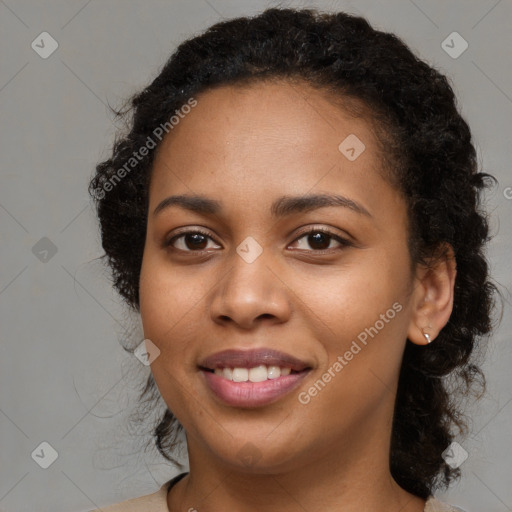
[165,226,352,254]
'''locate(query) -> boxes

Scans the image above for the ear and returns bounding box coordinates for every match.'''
[407,243,457,345]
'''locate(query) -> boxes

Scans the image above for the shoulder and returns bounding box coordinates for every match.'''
[425,495,466,512]
[88,482,169,512]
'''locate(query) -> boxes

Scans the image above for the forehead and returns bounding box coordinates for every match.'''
[150,80,386,195]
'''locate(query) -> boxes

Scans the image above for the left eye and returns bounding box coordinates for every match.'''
[291,229,350,251]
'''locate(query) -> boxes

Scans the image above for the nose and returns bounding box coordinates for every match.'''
[209,248,292,330]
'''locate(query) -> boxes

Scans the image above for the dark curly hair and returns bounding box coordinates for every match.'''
[89,7,498,500]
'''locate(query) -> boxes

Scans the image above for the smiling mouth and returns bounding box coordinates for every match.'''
[197,347,312,407]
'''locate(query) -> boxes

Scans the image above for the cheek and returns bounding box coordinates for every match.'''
[138,262,197,411]
[296,256,410,400]
[300,260,403,336]
[139,253,206,337]
[298,273,407,425]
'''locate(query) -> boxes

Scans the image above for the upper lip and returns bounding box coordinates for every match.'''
[199,348,311,372]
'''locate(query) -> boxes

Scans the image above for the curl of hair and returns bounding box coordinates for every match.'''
[89,8,498,499]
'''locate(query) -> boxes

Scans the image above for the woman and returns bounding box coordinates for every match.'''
[88,7,496,512]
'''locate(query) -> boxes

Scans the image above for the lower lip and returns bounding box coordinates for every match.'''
[201,369,310,408]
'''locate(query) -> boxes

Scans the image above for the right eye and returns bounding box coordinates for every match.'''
[166,229,222,252]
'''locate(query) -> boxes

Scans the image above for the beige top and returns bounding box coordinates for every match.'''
[89,474,463,512]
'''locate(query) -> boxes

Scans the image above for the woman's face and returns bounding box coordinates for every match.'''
[139,80,419,473]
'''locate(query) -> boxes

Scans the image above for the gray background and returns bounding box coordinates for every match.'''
[1,0,511,511]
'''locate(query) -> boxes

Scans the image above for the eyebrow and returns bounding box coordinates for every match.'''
[153,193,372,219]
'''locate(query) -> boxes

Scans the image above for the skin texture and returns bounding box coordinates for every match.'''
[138,80,456,512]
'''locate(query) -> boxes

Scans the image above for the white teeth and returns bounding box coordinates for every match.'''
[212,365,294,381]
[267,366,281,379]
[248,365,268,382]
[232,368,249,382]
